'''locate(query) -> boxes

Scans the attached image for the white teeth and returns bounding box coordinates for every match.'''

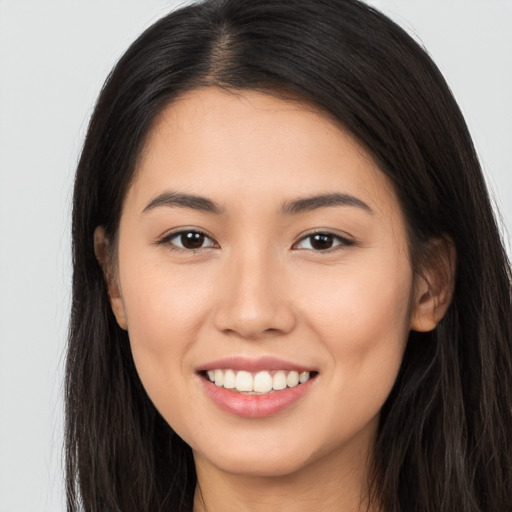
[223,369,236,389]
[272,370,287,390]
[214,369,224,387]
[253,371,273,393]
[235,370,253,392]
[287,370,300,388]
[299,371,310,384]
[205,369,313,393]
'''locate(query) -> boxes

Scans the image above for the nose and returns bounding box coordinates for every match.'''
[212,248,297,340]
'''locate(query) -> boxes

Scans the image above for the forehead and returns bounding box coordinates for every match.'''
[128,87,402,220]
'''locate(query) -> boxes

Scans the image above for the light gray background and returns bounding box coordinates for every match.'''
[0,1,510,510]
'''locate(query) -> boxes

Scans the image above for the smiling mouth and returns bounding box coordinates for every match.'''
[200,369,318,395]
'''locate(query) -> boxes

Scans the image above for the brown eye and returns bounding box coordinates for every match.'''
[294,232,354,251]
[310,234,335,250]
[180,231,206,249]
[162,230,217,251]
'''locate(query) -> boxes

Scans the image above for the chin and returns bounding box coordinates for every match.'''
[193,436,321,478]
[214,454,309,478]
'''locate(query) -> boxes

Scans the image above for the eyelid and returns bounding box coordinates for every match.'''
[155,227,219,252]
[155,227,355,253]
[292,229,356,251]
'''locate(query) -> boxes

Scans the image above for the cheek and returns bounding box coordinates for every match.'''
[300,256,413,413]
[304,252,413,341]
[121,259,213,345]
[116,254,216,406]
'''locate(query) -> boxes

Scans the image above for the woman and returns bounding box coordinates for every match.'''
[66,0,512,511]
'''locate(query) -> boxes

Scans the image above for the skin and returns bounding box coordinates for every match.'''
[96,87,451,512]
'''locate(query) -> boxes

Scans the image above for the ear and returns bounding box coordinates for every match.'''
[410,237,456,332]
[93,226,128,330]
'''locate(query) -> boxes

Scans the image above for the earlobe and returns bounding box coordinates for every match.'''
[93,226,128,330]
[410,237,456,332]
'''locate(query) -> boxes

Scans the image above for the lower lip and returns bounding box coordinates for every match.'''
[199,375,316,418]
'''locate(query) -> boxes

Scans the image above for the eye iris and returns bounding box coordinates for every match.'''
[310,234,333,250]
[181,232,205,249]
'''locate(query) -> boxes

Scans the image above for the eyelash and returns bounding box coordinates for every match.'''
[292,230,355,252]
[156,229,355,253]
[156,229,218,253]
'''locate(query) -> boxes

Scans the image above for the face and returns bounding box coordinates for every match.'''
[103,87,429,479]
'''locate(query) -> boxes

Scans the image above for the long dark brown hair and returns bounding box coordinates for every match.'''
[66,0,512,510]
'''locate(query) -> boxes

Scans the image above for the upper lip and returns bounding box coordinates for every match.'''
[197,356,316,373]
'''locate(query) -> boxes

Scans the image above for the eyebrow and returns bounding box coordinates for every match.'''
[280,192,374,215]
[143,192,224,215]
[142,191,373,216]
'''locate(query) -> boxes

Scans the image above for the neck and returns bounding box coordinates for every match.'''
[192,437,380,512]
